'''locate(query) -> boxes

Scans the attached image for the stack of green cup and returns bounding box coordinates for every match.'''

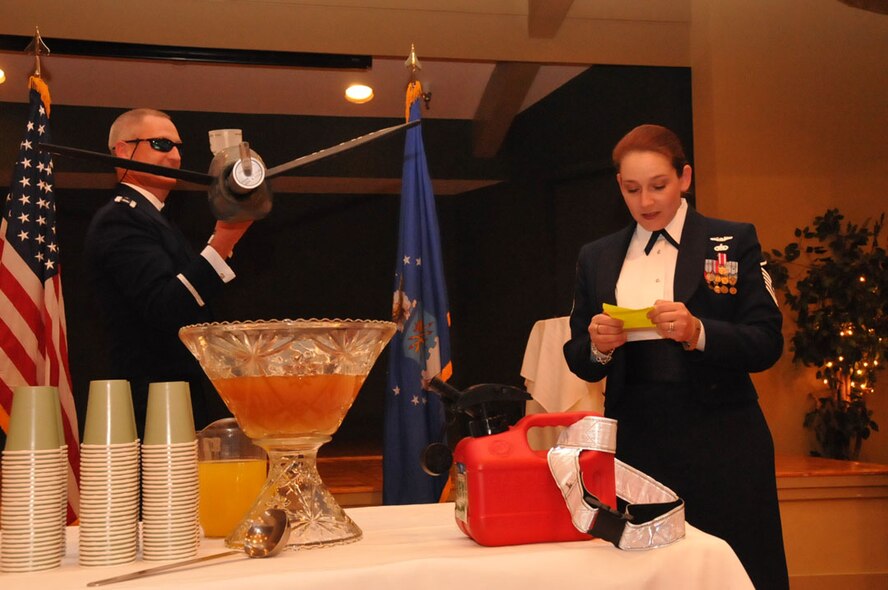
[140,381,200,560]
[78,380,140,566]
[1,386,65,572]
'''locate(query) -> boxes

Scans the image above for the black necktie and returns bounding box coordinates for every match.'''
[644,229,679,255]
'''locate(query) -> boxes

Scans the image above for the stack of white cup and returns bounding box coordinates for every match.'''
[78,380,141,566]
[140,381,201,561]
[0,386,66,572]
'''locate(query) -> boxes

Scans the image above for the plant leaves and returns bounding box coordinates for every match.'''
[766,208,887,459]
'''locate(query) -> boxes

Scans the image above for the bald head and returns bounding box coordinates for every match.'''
[108,108,172,153]
[107,108,182,197]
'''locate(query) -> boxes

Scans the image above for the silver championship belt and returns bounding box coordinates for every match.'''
[547,415,685,550]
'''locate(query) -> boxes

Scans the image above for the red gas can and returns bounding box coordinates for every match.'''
[453,411,616,546]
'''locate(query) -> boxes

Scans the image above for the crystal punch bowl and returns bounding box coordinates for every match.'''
[179,319,396,550]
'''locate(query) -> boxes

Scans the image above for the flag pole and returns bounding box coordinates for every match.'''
[403,46,450,503]
[404,44,431,121]
[25,27,52,113]
[25,26,51,79]
[405,43,422,84]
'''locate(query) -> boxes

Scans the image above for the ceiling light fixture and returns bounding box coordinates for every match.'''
[345,84,374,104]
[0,68,6,84]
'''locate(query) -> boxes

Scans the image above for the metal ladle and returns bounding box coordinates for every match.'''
[87,509,291,587]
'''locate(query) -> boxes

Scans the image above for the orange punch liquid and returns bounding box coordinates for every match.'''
[210,374,365,440]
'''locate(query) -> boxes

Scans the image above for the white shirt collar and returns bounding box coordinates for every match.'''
[121,182,164,212]
[633,198,688,249]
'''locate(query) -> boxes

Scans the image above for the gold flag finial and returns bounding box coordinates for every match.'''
[404,43,422,82]
[25,27,51,78]
[403,44,431,118]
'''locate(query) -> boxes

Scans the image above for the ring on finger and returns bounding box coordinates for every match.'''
[667,321,675,333]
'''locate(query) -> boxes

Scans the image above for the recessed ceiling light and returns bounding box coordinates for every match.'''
[345,84,374,104]
[0,69,6,85]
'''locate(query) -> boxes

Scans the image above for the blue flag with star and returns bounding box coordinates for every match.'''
[383,82,453,505]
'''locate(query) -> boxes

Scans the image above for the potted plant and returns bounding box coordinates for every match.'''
[766,208,886,460]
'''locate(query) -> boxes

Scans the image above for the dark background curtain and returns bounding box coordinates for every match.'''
[0,64,693,452]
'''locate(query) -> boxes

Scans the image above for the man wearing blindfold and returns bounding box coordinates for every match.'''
[84,108,251,437]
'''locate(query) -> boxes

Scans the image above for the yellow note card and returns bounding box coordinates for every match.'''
[602,303,655,330]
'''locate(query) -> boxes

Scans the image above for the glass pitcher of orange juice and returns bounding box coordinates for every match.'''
[197,417,267,538]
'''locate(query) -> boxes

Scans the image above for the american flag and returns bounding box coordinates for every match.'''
[1,76,80,523]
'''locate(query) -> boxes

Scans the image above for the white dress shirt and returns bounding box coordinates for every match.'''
[614,199,706,349]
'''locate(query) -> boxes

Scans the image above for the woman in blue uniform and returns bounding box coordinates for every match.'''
[564,124,788,589]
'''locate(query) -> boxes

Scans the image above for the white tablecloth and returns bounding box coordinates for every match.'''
[0,503,753,589]
[521,317,605,448]
[520,317,603,413]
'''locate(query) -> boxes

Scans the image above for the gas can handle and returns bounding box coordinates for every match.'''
[517,411,601,432]
[516,411,604,451]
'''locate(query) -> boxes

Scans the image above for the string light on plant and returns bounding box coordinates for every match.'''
[767,208,885,460]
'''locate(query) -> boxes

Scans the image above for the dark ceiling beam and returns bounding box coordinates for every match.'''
[837,0,888,15]
[472,62,541,159]
[528,0,575,38]
[0,34,371,69]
